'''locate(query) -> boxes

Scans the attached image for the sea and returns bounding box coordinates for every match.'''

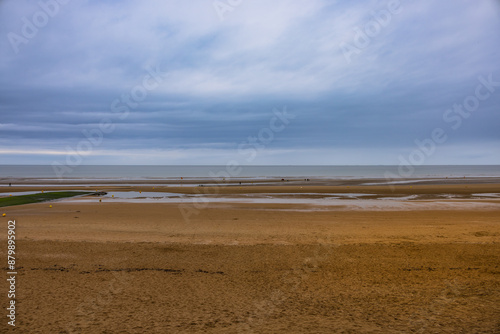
[0,165,499,180]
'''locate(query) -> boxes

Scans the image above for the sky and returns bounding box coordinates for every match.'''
[0,0,499,165]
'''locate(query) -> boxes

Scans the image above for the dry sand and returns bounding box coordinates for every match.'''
[0,181,499,333]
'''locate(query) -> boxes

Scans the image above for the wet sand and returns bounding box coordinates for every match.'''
[0,180,499,333]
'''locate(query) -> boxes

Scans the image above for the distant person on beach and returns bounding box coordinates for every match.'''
[9,183,11,187]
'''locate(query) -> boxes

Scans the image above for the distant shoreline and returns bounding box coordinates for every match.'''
[1,165,499,179]
[1,176,500,187]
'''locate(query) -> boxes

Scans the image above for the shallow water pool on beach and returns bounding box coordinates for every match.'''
[61,191,500,211]
[102,191,184,199]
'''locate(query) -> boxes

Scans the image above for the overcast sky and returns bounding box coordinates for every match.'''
[1,0,499,165]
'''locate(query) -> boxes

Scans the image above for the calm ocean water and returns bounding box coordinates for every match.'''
[0,165,499,179]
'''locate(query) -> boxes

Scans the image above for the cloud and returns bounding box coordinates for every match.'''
[0,0,499,165]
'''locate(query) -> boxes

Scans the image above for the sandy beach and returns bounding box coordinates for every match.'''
[3,0,500,331]
[1,179,499,333]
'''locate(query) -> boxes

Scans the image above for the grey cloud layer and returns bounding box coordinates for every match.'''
[0,0,499,164]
